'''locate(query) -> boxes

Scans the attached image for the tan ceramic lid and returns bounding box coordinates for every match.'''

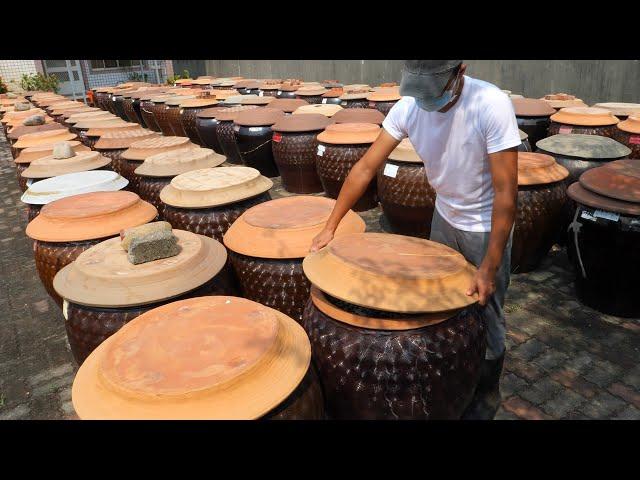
[51,105,93,116]
[7,123,67,141]
[234,108,284,127]
[388,138,422,163]
[593,103,640,117]
[579,160,640,204]
[14,130,77,149]
[196,107,230,119]
[331,108,385,125]
[340,89,371,100]
[366,89,401,102]
[54,230,226,308]
[122,137,199,161]
[165,96,196,106]
[317,122,381,145]
[86,124,145,138]
[71,295,311,419]
[179,98,218,109]
[617,116,640,134]
[15,141,90,164]
[240,96,275,106]
[295,87,328,96]
[512,98,556,117]
[223,196,366,259]
[208,89,240,100]
[536,134,631,159]
[160,166,273,209]
[322,88,343,98]
[26,191,157,242]
[550,107,619,126]
[215,105,259,122]
[135,148,226,177]
[517,152,569,186]
[2,109,47,125]
[303,233,478,313]
[66,111,116,124]
[93,129,158,149]
[293,104,343,117]
[272,113,332,133]
[74,119,130,130]
[567,182,640,216]
[22,151,112,179]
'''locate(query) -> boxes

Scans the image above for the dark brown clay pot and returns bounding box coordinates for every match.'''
[260,89,279,98]
[122,97,140,124]
[228,251,310,324]
[162,192,271,244]
[511,181,567,273]
[614,129,640,160]
[180,107,206,145]
[320,97,342,105]
[16,163,30,192]
[137,176,172,219]
[235,125,280,178]
[272,131,324,193]
[295,95,323,104]
[567,204,640,318]
[140,100,160,132]
[94,92,111,111]
[263,366,325,419]
[131,98,147,128]
[122,159,144,193]
[547,122,617,139]
[112,96,128,121]
[369,100,397,116]
[341,99,370,109]
[98,148,127,177]
[276,91,298,99]
[166,105,187,137]
[151,103,175,136]
[376,160,435,238]
[196,117,223,153]
[27,204,43,222]
[316,143,378,211]
[517,116,550,149]
[64,266,238,365]
[34,239,102,308]
[302,298,486,420]
[217,120,243,165]
[78,130,98,149]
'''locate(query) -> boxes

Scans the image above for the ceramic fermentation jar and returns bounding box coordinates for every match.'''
[548,107,619,138]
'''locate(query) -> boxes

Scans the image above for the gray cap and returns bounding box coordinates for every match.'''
[399,60,462,98]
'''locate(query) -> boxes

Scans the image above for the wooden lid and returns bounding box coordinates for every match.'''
[93,129,159,150]
[617,115,640,134]
[15,141,89,164]
[7,123,66,141]
[567,182,640,216]
[579,160,640,204]
[74,119,130,130]
[223,196,365,259]
[26,191,157,242]
[340,89,371,100]
[536,134,631,160]
[240,96,275,106]
[517,152,569,185]
[388,138,422,163]
[160,167,272,209]
[135,148,226,177]
[234,108,285,127]
[303,233,478,313]
[550,107,619,126]
[54,230,226,308]
[22,151,112,179]
[512,98,556,117]
[295,87,328,96]
[66,111,116,124]
[293,104,343,117]
[366,89,401,102]
[122,137,199,161]
[591,103,640,117]
[196,107,230,119]
[71,296,310,419]
[266,98,309,113]
[317,122,380,144]
[179,98,219,109]
[331,108,385,125]
[165,96,196,106]
[215,105,259,122]
[272,113,332,133]
[13,130,77,149]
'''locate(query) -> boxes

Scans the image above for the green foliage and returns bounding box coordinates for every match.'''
[20,73,60,93]
[166,69,191,85]
[128,71,149,82]
[0,76,7,94]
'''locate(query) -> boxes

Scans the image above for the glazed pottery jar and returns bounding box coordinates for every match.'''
[295,87,329,105]
[376,138,435,238]
[120,91,141,124]
[70,295,324,419]
[339,89,371,109]
[548,107,619,138]
[179,98,219,145]
[271,113,332,193]
[14,140,90,192]
[134,147,225,218]
[93,128,159,176]
[233,108,285,177]
[259,80,282,97]
[540,93,587,111]
[511,152,569,273]
[160,166,273,244]
[21,170,128,222]
[133,90,168,130]
[331,107,385,125]
[276,82,302,99]
[25,191,157,308]
[148,95,177,136]
[224,196,365,322]
[301,232,486,420]
[366,88,401,116]
[512,97,556,149]
[93,88,114,112]
[518,129,531,152]
[320,88,344,105]
[195,107,231,154]
[566,160,640,317]
[614,116,640,159]
[12,130,77,162]
[54,229,235,365]
[234,80,260,95]
[591,103,640,121]
[536,134,631,243]
[120,137,200,193]
[292,103,343,117]
[215,105,260,165]
[316,123,381,211]
[164,95,197,136]
[110,91,134,120]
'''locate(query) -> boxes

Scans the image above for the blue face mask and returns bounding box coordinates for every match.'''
[415,72,461,112]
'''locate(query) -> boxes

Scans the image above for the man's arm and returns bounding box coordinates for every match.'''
[310,129,401,252]
[466,147,518,305]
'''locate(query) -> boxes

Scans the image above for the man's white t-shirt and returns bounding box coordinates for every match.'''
[382,75,521,233]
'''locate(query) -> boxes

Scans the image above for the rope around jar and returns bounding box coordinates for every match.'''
[567,207,587,278]
[239,138,273,156]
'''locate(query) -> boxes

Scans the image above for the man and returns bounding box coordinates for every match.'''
[310,60,520,419]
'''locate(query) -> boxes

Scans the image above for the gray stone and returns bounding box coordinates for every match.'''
[121,221,172,251]
[52,142,75,159]
[127,230,181,265]
[23,114,45,126]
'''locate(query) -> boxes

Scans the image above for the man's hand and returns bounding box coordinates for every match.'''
[466,266,497,306]
[310,228,334,253]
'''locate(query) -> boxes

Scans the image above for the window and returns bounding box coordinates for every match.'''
[90,60,143,70]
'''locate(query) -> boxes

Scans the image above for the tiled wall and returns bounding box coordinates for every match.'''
[81,60,171,89]
[0,60,38,88]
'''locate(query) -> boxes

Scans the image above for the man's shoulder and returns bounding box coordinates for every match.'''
[465,76,509,103]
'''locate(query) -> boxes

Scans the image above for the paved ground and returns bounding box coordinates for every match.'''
[0,135,638,420]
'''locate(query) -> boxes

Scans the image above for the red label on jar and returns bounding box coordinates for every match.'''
[273,133,282,143]
[629,135,640,145]
[559,126,573,134]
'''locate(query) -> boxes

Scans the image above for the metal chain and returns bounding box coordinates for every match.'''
[239,138,273,156]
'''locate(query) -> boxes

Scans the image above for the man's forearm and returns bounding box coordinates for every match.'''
[481,191,516,273]
[325,162,375,231]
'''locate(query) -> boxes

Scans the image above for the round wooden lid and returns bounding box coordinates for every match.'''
[517,152,569,185]
[512,98,556,117]
[234,108,285,127]
[617,116,640,134]
[135,147,226,177]
[272,113,332,133]
[550,107,619,126]
[331,108,385,125]
[122,137,198,161]
[579,160,640,204]
[22,151,112,179]
[268,98,309,113]
[536,134,631,160]
[215,105,259,122]
[567,182,640,216]
[317,122,380,144]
